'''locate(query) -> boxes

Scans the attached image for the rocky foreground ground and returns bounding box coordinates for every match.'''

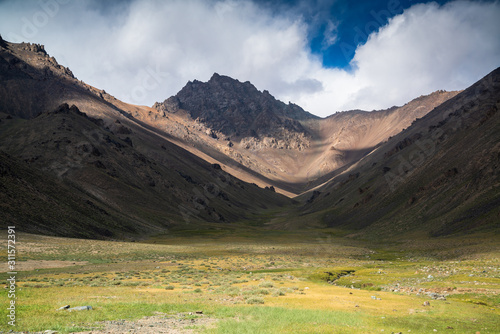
[21,312,217,334]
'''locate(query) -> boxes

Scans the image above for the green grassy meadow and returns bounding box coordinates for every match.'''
[0,229,499,333]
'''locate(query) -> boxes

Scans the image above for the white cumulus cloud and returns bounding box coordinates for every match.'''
[290,1,500,115]
[0,0,499,117]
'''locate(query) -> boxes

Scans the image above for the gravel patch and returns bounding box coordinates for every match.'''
[70,312,218,334]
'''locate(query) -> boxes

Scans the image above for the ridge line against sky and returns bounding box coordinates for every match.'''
[0,0,499,117]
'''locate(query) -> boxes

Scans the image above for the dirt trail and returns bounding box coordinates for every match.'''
[0,260,88,272]
[70,313,218,334]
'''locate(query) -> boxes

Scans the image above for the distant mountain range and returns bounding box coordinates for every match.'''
[148,73,458,195]
[1,35,498,240]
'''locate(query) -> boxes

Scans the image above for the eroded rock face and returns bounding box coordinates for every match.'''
[240,131,310,151]
[154,73,316,147]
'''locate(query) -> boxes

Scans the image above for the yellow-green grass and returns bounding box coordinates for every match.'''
[0,231,498,333]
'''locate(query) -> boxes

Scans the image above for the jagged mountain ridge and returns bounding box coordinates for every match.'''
[155,73,317,138]
[146,73,458,194]
[0,38,106,119]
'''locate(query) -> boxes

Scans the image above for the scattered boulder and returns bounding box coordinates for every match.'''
[427,292,447,300]
[67,305,92,312]
[205,129,218,139]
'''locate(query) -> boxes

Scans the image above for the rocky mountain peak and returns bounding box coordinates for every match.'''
[154,73,316,141]
[208,72,229,82]
[206,72,255,89]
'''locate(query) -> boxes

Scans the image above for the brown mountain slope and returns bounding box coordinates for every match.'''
[142,76,457,195]
[0,39,112,119]
[291,67,500,239]
[301,90,459,188]
[0,38,292,239]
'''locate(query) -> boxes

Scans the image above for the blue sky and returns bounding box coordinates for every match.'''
[253,0,452,68]
[303,0,452,68]
[0,0,499,117]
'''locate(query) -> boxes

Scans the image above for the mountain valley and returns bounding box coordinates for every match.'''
[1,36,498,241]
[0,33,499,334]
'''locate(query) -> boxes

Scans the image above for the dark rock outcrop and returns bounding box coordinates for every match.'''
[154,73,318,145]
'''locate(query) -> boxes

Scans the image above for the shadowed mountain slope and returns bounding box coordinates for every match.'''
[292,68,500,239]
[0,38,291,239]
